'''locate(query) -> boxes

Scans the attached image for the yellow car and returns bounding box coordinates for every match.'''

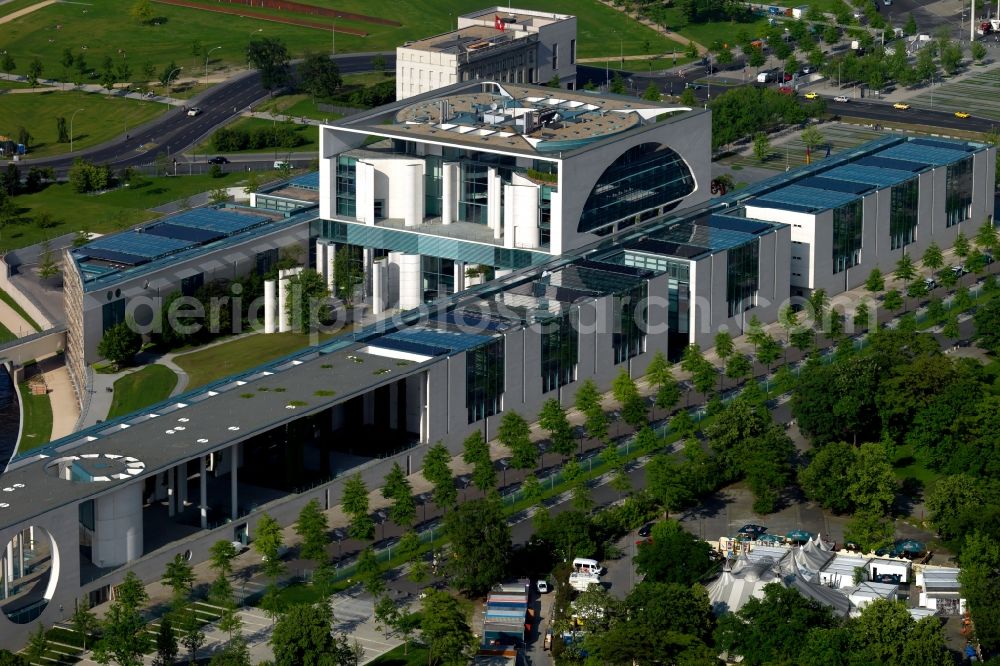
[893,103,911,110]
[804,92,819,99]
[954,111,971,118]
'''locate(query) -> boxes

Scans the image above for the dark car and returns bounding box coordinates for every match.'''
[638,522,655,538]
[209,156,230,164]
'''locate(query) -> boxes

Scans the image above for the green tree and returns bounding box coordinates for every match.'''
[24,623,49,663]
[498,410,536,471]
[382,462,416,528]
[247,37,291,92]
[357,546,385,597]
[71,596,100,651]
[538,398,575,458]
[748,45,766,69]
[130,0,154,24]
[38,240,60,280]
[296,500,329,563]
[98,321,141,369]
[726,354,752,382]
[974,297,1000,353]
[421,590,474,666]
[163,553,195,606]
[634,520,713,585]
[94,572,150,666]
[865,267,885,294]
[209,539,238,580]
[646,351,680,414]
[904,13,917,35]
[609,71,626,94]
[422,442,457,511]
[642,80,661,101]
[1,53,15,76]
[373,594,400,639]
[270,603,338,666]
[646,453,696,513]
[547,73,561,88]
[799,442,857,513]
[56,116,69,143]
[341,473,374,541]
[801,125,825,152]
[848,442,897,514]
[972,40,987,63]
[679,86,698,106]
[756,334,782,371]
[443,496,511,596]
[753,132,771,163]
[298,52,342,101]
[922,242,944,271]
[612,369,646,430]
[883,289,903,312]
[332,246,363,305]
[179,607,206,665]
[463,430,496,493]
[153,616,178,666]
[285,269,330,333]
[521,473,543,505]
[26,56,43,88]
[575,378,608,443]
[955,230,971,258]
[714,330,734,360]
[894,253,916,282]
[975,218,998,254]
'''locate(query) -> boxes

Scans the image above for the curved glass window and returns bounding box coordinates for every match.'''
[578,143,695,234]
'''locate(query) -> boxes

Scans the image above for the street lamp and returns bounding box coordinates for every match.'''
[164,66,183,104]
[205,46,221,81]
[331,15,342,57]
[70,107,85,154]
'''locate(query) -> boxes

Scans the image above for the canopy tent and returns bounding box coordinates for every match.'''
[780,553,853,617]
[793,535,834,576]
[705,557,784,615]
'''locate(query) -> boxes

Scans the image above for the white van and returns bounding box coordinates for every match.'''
[572,557,603,576]
[568,572,601,592]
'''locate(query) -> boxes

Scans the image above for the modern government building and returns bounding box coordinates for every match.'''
[0,73,994,648]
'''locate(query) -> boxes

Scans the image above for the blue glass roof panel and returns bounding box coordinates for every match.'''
[798,176,874,195]
[877,143,969,166]
[703,215,772,235]
[378,326,496,354]
[144,223,224,244]
[290,171,320,190]
[754,184,859,213]
[84,232,194,259]
[80,248,150,266]
[824,164,916,188]
[855,156,924,172]
[167,209,269,235]
[910,138,975,153]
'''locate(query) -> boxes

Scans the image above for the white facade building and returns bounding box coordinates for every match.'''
[396,7,577,100]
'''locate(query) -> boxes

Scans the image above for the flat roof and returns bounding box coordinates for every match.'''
[405,26,530,55]
[461,6,573,26]
[753,184,859,214]
[877,142,972,167]
[330,80,695,157]
[823,164,916,188]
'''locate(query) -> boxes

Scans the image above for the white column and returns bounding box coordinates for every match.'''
[549,189,563,254]
[17,532,23,579]
[513,185,540,249]
[263,279,276,334]
[363,248,374,302]
[372,260,387,314]
[326,243,337,293]
[278,271,291,333]
[199,455,208,530]
[177,463,187,509]
[453,261,466,293]
[4,541,12,591]
[420,370,429,443]
[315,241,328,283]
[503,185,516,248]
[442,162,459,225]
[398,253,423,310]
[404,163,424,227]
[488,167,502,237]
[230,443,239,520]
[356,161,376,224]
[167,466,176,517]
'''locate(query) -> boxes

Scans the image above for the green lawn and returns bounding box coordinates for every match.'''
[0,0,682,86]
[3,172,244,250]
[0,90,166,158]
[172,330,343,390]
[0,0,39,18]
[193,117,318,156]
[368,644,429,666]
[257,94,343,123]
[892,443,940,489]
[107,364,179,419]
[0,320,14,344]
[670,13,773,49]
[0,79,33,89]
[17,380,53,453]
[0,289,41,332]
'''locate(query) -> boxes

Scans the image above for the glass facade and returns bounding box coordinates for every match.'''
[421,255,455,302]
[540,311,578,393]
[425,155,443,217]
[180,272,204,297]
[946,157,973,227]
[832,200,863,274]
[102,299,126,334]
[578,143,695,235]
[467,339,504,423]
[336,156,357,218]
[539,186,553,248]
[726,239,759,318]
[256,248,279,276]
[613,282,647,364]
[889,178,918,250]
[460,160,490,225]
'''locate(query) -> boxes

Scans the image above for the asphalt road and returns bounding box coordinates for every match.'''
[17,53,396,175]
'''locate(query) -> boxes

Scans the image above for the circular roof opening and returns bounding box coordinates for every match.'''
[44,454,145,483]
[2,526,60,624]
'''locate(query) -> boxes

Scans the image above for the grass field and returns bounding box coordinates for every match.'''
[0,90,166,158]
[107,364,179,419]
[0,79,33,89]
[17,380,53,453]
[0,289,41,332]
[194,117,319,156]
[369,644,429,666]
[0,0,683,85]
[257,94,342,123]
[3,172,243,250]
[0,0,39,18]
[0,320,13,344]
[173,330,343,389]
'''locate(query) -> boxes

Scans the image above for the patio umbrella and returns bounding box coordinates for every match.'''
[786,529,814,543]
[758,534,784,545]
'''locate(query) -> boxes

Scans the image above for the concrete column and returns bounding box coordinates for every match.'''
[403,163,424,227]
[372,260,387,314]
[177,462,187,509]
[399,253,423,310]
[442,162,459,225]
[167,466,176,517]
[326,243,337,293]
[453,261,466,293]
[356,161,376,224]
[420,370,429,443]
[488,167,502,236]
[363,248,374,302]
[93,482,144,566]
[503,185,516,249]
[513,185,540,249]
[315,241,328,282]
[199,456,208,530]
[17,532,23,579]
[230,443,239,520]
[277,270,290,333]
[263,279,277,333]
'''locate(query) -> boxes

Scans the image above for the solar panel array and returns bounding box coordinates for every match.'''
[877,142,969,167]
[290,171,320,190]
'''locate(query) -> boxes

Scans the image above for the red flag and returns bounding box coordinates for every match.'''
[495,14,505,31]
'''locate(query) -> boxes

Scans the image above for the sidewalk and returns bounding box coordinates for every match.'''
[0,298,36,339]
[37,355,78,441]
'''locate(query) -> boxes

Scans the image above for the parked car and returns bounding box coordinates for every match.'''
[834,95,850,102]
[893,102,911,110]
[638,522,655,538]
[274,160,291,169]
[536,579,550,594]
[778,86,795,95]
[924,277,938,290]
[804,91,820,99]
[954,111,971,119]
[208,155,229,164]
